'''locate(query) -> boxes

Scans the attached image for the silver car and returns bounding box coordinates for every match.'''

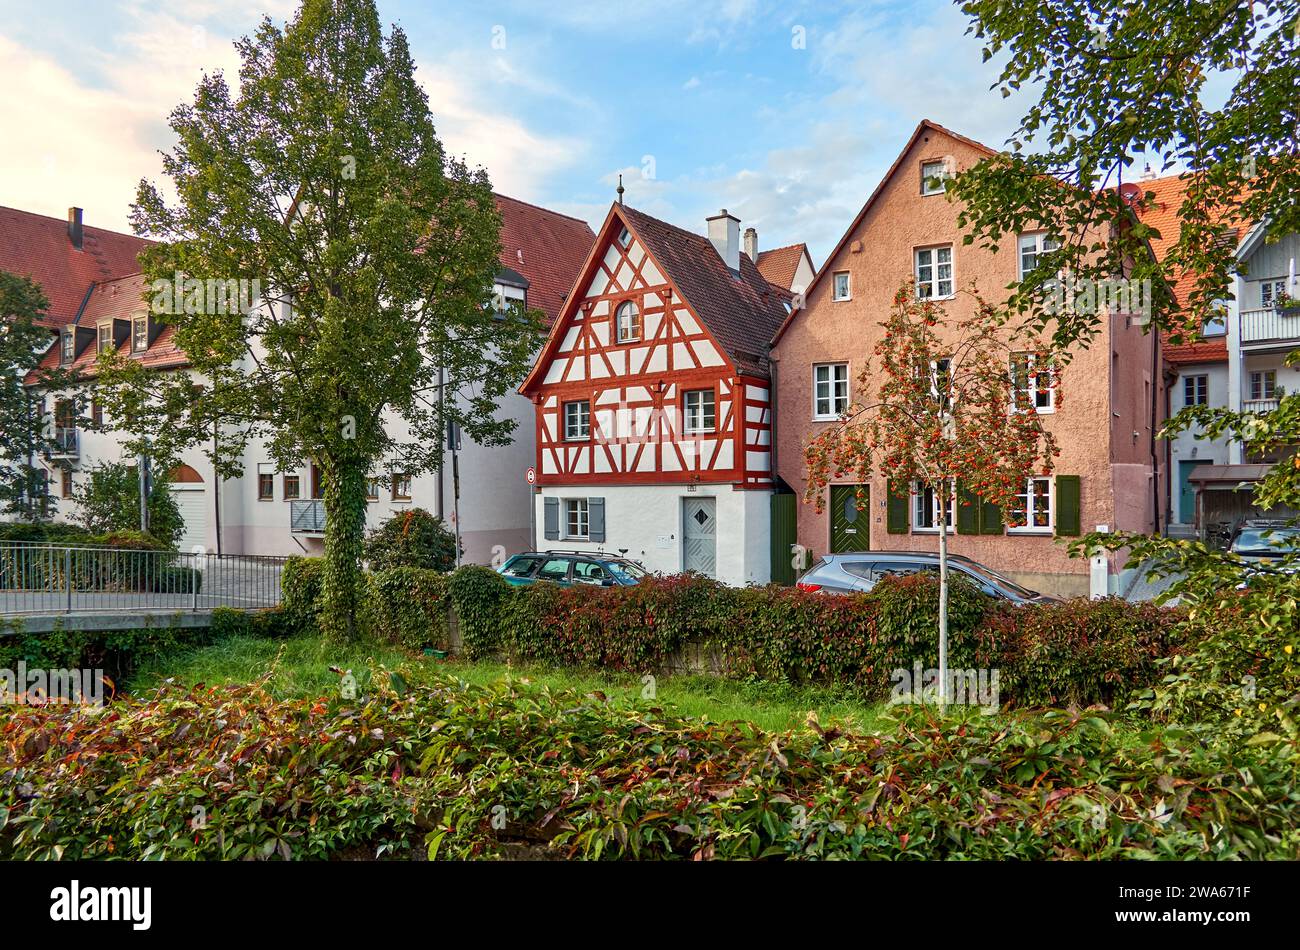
[796,552,1058,604]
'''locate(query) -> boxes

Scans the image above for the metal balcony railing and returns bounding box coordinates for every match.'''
[290,499,326,534]
[43,427,79,458]
[1240,307,1300,345]
[0,541,287,616]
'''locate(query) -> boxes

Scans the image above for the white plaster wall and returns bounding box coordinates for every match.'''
[533,484,770,587]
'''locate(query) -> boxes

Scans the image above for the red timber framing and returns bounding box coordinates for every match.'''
[521,204,774,490]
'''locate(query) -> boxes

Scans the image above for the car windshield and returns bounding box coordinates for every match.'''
[607,560,648,582]
[954,561,1040,599]
[1232,527,1300,555]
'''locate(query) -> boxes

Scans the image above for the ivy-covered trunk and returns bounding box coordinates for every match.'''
[320,457,367,642]
[937,484,950,711]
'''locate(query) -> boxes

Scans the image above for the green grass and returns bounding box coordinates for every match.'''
[128,633,890,733]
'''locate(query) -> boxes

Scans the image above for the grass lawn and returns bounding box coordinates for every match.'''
[128,633,891,733]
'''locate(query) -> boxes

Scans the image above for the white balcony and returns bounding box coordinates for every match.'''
[290,499,326,535]
[1244,398,1280,414]
[1240,307,1300,347]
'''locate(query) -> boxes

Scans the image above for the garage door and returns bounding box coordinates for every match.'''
[171,487,208,553]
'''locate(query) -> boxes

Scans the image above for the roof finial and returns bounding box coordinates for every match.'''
[617,174,625,206]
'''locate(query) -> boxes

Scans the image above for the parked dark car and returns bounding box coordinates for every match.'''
[497,551,650,588]
[1228,520,1300,567]
[796,551,1058,604]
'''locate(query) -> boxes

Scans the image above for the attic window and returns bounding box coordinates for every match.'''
[618,227,631,248]
[921,160,949,196]
[60,329,75,364]
[97,323,113,354]
[132,317,148,353]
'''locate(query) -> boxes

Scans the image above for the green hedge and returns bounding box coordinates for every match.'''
[0,624,211,693]
[277,560,1183,710]
[281,557,325,636]
[210,607,294,641]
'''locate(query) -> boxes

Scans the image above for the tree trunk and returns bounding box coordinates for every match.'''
[937,484,949,712]
[320,456,367,643]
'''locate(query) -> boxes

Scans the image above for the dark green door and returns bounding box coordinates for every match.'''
[1178,460,1207,524]
[830,484,869,553]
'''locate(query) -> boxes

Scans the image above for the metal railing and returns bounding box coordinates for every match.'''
[43,427,79,459]
[0,541,286,616]
[1240,307,1300,345]
[290,499,326,534]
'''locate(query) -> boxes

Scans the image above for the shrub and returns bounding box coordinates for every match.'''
[72,461,184,549]
[154,565,202,594]
[93,529,169,550]
[447,566,512,658]
[363,508,457,572]
[281,557,325,635]
[2,676,1294,860]
[366,567,451,650]
[0,624,209,693]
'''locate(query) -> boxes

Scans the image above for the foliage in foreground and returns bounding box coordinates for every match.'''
[1,674,1295,861]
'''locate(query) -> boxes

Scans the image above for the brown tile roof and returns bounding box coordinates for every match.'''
[495,193,595,325]
[27,273,189,384]
[755,243,810,289]
[1128,173,1237,366]
[619,204,791,377]
[0,205,151,326]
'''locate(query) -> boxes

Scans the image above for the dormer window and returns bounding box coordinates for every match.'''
[131,317,148,353]
[60,329,75,364]
[97,323,113,354]
[615,301,641,343]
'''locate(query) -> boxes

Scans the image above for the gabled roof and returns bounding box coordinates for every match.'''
[0,205,151,326]
[755,243,812,290]
[495,193,595,325]
[1129,173,1236,366]
[520,202,792,393]
[771,119,998,347]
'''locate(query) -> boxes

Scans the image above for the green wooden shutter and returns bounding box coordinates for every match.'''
[956,482,980,534]
[980,495,1004,535]
[1055,475,1081,537]
[886,480,909,534]
[588,497,605,542]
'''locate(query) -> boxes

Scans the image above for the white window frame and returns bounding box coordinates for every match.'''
[914,245,954,299]
[564,400,591,441]
[1183,374,1208,407]
[60,329,75,364]
[564,498,590,540]
[131,317,148,353]
[1260,278,1288,309]
[1017,232,1060,280]
[683,389,716,434]
[96,322,113,354]
[1007,476,1054,535]
[832,271,851,302]
[1249,370,1277,401]
[920,160,948,196]
[813,363,850,421]
[912,479,956,533]
[1011,352,1055,413]
[615,301,640,343]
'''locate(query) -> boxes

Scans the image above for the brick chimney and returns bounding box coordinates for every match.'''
[68,207,84,250]
[707,209,741,273]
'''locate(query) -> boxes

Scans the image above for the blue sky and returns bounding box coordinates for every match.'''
[0,0,1043,264]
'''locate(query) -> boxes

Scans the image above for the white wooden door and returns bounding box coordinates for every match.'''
[683,497,717,578]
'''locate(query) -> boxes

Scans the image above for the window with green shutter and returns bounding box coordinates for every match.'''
[956,482,981,534]
[979,495,1004,534]
[1055,475,1081,537]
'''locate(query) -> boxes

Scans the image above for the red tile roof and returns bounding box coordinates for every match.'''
[0,205,151,326]
[618,204,791,378]
[1128,173,1236,366]
[755,243,811,290]
[495,193,595,325]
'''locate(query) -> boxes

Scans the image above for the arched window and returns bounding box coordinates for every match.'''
[616,301,640,343]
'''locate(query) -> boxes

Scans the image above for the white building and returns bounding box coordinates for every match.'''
[519,203,792,586]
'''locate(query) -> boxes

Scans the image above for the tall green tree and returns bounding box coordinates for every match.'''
[101,0,541,640]
[0,272,59,520]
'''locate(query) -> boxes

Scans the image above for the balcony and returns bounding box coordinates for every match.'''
[1244,398,1280,414]
[1240,307,1300,348]
[43,427,79,459]
[290,499,326,535]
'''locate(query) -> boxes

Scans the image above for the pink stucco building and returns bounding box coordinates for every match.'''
[769,121,1165,597]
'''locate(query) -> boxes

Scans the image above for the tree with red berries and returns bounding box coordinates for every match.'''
[803,284,1062,707]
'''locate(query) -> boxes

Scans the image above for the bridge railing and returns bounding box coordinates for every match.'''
[0,541,287,616]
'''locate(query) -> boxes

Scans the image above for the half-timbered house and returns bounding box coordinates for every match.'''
[520,204,791,585]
